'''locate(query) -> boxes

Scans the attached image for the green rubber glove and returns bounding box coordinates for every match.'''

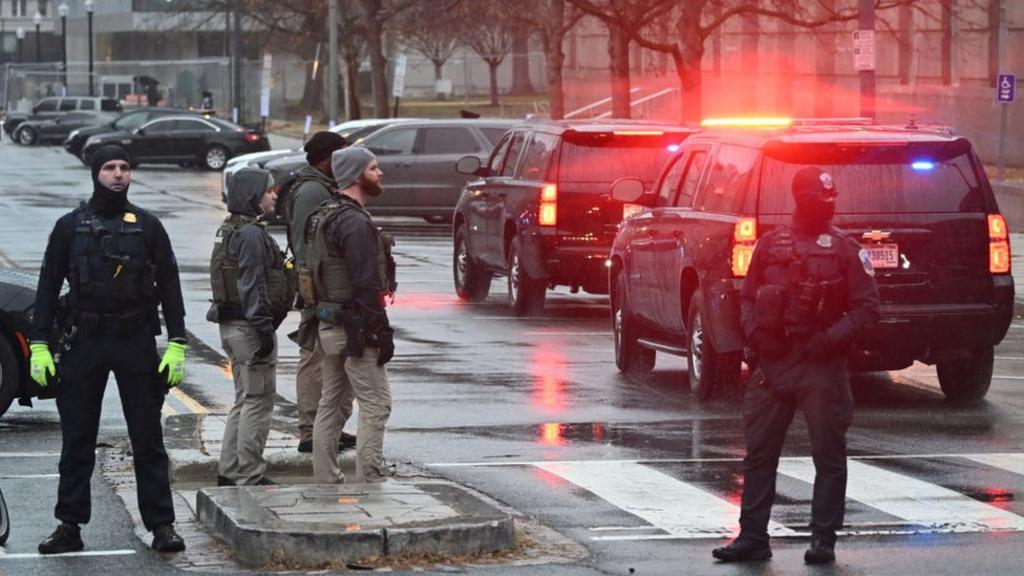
[158,341,187,388]
[30,343,56,387]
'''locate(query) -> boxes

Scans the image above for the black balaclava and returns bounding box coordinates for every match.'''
[89,145,132,218]
[791,166,838,234]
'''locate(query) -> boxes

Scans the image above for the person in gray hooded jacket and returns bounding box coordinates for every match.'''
[207,166,290,486]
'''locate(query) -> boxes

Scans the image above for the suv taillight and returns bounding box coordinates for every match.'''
[539,184,557,226]
[989,214,1011,274]
[731,217,757,277]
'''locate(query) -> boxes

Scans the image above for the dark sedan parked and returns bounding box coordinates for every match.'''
[13,112,117,146]
[81,115,270,170]
[65,107,193,161]
[0,269,41,419]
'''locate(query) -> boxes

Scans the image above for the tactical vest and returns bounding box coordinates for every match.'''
[304,200,396,306]
[760,227,847,335]
[69,205,157,310]
[209,214,296,318]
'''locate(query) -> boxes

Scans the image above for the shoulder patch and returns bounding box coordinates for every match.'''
[858,248,875,277]
[123,212,137,224]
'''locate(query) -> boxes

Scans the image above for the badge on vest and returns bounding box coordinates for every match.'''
[123,212,138,224]
[858,248,875,276]
[816,234,832,248]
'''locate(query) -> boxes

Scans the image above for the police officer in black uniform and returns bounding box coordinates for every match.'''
[712,166,880,565]
[30,145,188,554]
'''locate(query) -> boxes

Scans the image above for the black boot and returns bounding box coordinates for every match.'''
[216,475,235,487]
[151,524,186,552]
[297,440,312,453]
[254,477,277,486]
[38,522,84,555]
[804,538,836,564]
[339,431,357,450]
[711,538,772,562]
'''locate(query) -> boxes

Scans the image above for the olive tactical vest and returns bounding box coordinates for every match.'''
[305,200,396,306]
[69,205,157,309]
[209,214,295,317]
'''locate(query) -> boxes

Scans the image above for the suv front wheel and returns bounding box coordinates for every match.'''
[686,292,741,401]
[936,347,993,404]
[453,226,491,302]
[613,274,655,374]
[507,237,545,316]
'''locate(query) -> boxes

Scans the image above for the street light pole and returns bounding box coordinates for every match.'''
[33,11,41,64]
[85,0,95,96]
[858,0,875,121]
[16,27,24,64]
[328,0,338,126]
[232,0,242,124]
[59,3,68,92]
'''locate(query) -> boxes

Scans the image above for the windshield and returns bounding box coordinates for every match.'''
[558,132,688,185]
[759,140,986,214]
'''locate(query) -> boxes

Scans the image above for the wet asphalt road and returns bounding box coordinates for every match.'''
[3,139,1024,575]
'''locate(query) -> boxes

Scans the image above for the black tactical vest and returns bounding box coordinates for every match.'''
[760,227,847,335]
[68,205,156,311]
[209,214,295,318]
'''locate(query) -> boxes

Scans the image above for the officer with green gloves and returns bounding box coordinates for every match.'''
[30,145,189,555]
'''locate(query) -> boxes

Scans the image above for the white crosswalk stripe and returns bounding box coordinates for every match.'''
[961,453,1024,477]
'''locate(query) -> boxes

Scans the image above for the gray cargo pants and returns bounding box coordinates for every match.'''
[217,320,276,486]
[313,321,391,484]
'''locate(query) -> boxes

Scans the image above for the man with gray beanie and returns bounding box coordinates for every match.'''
[307,147,397,484]
[285,131,356,454]
[208,167,294,486]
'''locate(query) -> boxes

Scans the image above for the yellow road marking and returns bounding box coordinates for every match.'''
[170,386,209,415]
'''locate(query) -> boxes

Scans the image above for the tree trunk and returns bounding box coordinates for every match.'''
[433,60,444,81]
[365,15,390,117]
[988,0,1001,85]
[546,39,566,119]
[676,5,704,123]
[607,21,631,119]
[343,45,362,121]
[487,59,500,106]
[813,0,836,117]
[741,11,759,111]
[941,0,953,85]
[510,28,535,94]
[898,2,913,85]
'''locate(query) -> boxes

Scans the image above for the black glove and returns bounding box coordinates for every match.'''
[255,329,275,360]
[751,329,786,358]
[803,331,832,360]
[376,327,395,366]
[341,311,366,358]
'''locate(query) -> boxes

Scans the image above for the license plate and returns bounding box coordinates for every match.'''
[622,203,645,219]
[863,243,899,269]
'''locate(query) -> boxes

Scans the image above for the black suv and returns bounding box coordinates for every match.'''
[608,119,1014,402]
[453,120,694,315]
[0,270,38,418]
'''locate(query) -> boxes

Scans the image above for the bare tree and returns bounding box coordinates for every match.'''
[396,0,461,84]
[510,0,584,119]
[457,0,516,106]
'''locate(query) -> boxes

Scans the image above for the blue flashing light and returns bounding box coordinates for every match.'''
[667,144,681,153]
[911,160,935,171]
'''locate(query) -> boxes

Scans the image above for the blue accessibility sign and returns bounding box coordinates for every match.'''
[997,73,1016,103]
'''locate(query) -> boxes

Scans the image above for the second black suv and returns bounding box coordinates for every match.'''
[608,119,1014,402]
[453,120,694,315]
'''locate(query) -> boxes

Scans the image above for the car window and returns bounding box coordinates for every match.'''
[100,99,122,112]
[696,144,758,214]
[59,99,77,111]
[79,100,96,110]
[113,113,145,131]
[677,151,709,208]
[420,127,478,155]
[144,120,176,133]
[501,131,526,177]
[517,132,559,180]
[488,135,512,173]
[367,127,417,155]
[481,127,510,147]
[176,119,215,132]
[759,141,985,214]
[557,131,686,185]
[35,98,58,112]
[657,154,687,204]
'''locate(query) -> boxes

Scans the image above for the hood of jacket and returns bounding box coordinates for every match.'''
[293,164,336,192]
[227,167,273,217]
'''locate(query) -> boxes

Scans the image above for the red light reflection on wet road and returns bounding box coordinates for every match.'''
[530,347,568,414]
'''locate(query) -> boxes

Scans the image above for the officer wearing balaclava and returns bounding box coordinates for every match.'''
[713,167,880,565]
[307,147,397,486]
[30,145,188,554]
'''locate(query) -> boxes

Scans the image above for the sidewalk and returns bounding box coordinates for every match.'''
[1013,233,1023,306]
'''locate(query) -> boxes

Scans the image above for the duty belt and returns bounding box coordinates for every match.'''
[72,307,152,335]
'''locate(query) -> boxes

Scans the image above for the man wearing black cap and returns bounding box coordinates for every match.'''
[712,167,880,565]
[30,145,188,554]
[285,131,356,454]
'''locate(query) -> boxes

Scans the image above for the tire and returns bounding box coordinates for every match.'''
[204,145,229,171]
[0,487,8,546]
[937,347,993,404]
[453,226,491,302]
[507,236,545,316]
[16,126,36,146]
[686,291,741,401]
[612,273,655,374]
[0,335,22,419]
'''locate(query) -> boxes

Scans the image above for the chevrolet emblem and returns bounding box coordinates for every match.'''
[861,230,891,242]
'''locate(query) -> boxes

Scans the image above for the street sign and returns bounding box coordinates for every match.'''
[392,54,408,99]
[853,30,876,71]
[997,73,1016,103]
[260,53,273,118]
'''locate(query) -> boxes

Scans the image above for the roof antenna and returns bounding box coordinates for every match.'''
[906,50,922,129]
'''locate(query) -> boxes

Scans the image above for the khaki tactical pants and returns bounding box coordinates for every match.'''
[313,321,391,484]
[295,311,326,443]
[218,320,276,486]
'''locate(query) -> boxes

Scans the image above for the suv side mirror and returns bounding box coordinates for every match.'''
[135,127,146,136]
[610,177,646,203]
[456,155,489,177]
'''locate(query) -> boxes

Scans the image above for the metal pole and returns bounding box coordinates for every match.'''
[87,12,94,96]
[997,0,1008,181]
[17,39,23,64]
[328,0,338,126]
[858,0,875,121]
[232,0,243,124]
[34,23,40,64]
[61,15,67,89]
